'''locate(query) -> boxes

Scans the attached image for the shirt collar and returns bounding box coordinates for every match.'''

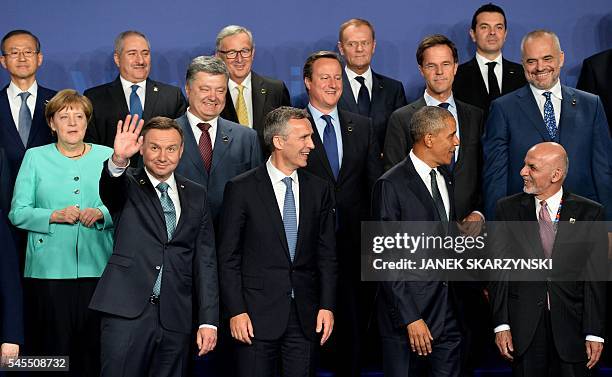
[8,80,38,99]
[535,187,564,215]
[307,103,339,122]
[266,157,299,184]
[145,169,178,194]
[423,90,456,110]
[345,65,372,84]
[475,52,503,67]
[186,108,219,130]
[529,80,563,101]
[120,76,146,91]
[410,149,440,177]
[228,72,252,91]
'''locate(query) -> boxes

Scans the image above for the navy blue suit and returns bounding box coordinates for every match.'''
[483,84,612,220]
[174,115,262,222]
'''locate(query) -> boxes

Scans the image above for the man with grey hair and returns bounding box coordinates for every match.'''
[175,55,261,223]
[85,30,186,153]
[215,25,291,153]
[373,105,462,376]
[218,105,337,376]
[483,29,612,222]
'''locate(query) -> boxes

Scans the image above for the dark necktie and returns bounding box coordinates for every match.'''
[321,115,340,179]
[152,182,177,296]
[282,177,297,262]
[196,123,213,172]
[355,76,371,116]
[429,169,448,223]
[437,103,455,170]
[438,102,450,110]
[485,61,501,99]
[18,92,32,146]
[538,200,554,258]
[542,92,557,140]
[130,84,143,119]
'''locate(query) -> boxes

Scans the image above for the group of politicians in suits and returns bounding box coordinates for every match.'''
[0,2,611,377]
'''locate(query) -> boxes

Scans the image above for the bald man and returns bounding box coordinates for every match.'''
[489,142,606,377]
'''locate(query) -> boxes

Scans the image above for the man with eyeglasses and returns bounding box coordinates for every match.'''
[84,30,187,161]
[216,25,291,155]
[337,18,407,153]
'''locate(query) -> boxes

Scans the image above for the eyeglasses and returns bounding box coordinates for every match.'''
[3,49,38,59]
[218,48,252,59]
[343,41,372,49]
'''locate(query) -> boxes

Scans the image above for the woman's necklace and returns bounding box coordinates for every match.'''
[59,143,87,158]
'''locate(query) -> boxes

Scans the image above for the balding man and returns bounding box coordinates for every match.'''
[489,142,606,376]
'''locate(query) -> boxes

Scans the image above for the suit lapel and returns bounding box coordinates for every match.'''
[336,111,356,184]
[210,118,232,174]
[501,59,521,95]
[109,77,130,117]
[307,113,336,181]
[142,79,160,121]
[222,90,238,123]
[404,158,438,221]
[173,174,189,237]
[135,169,167,237]
[468,58,489,100]
[177,114,208,180]
[255,166,291,261]
[370,71,386,115]
[454,102,468,169]
[0,87,23,151]
[27,88,49,146]
[518,193,545,257]
[251,73,265,130]
[516,87,551,141]
[340,70,359,113]
[558,86,577,144]
[294,170,311,262]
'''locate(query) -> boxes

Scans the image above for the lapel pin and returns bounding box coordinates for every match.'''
[261,88,266,94]
[153,86,159,92]
[571,99,576,106]
[222,135,230,143]
[569,218,576,224]
[139,179,146,185]
[347,126,353,132]
[180,184,185,189]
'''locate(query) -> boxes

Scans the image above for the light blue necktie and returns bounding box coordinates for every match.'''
[282,177,297,262]
[130,84,143,119]
[321,115,340,179]
[152,182,176,296]
[542,92,557,140]
[18,92,32,146]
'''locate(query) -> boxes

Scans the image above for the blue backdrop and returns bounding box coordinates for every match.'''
[2,0,611,104]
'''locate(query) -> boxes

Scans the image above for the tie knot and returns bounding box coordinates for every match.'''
[543,91,552,100]
[438,102,450,110]
[540,200,548,208]
[237,84,244,93]
[355,76,366,85]
[18,91,30,102]
[485,61,497,69]
[197,122,211,132]
[282,176,292,188]
[429,169,438,178]
[157,182,170,194]
[131,84,139,94]
[321,114,333,127]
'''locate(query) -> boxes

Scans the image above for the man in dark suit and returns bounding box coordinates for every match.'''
[577,48,612,134]
[216,25,291,154]
[89,116,218,377]
[490,142,606,376]
[453,3,526,117]
[218,106,337,376]
[301,50,382,376]
[482,30,612,221]
[84,30,187,152]
[373,106,461,377]
[0,30,56,197]
[337,18,407,150]
[175,55,262,223]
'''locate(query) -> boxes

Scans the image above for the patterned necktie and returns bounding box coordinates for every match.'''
[152,182,177,296]
[282,177,297,262]
[437,103,455,170]
[235,85,249,126]
[196,122,213,172]
[130,84,143,119]
[321,115,340,179]
[538,200,555,258]
[18,92,32,146]
[354,76,371,116]
[542,92,557,140]
[485,61,501,99]
[430,169,448,223]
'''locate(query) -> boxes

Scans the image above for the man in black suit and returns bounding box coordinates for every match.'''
[89,116,218,377]
[577,48,612,134]
[216,25,291,154]
[337,18,407,150]
[218,106,337,376]
[490,142,606,377]
[373,106,461,377]
[84,30,187,151]
[453,3,526,117]
[301,50,382,376]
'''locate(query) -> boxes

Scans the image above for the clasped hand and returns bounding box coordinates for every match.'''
[51,206,102,227]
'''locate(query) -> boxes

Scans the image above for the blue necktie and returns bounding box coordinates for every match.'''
[437,102,455,170]
[152,182,176,296]
[130,84,143,119]
[18,92,32,146]
[282,177,297,262]
[321,115,340,179]
[355,76,371,116]
[542,92,557,140]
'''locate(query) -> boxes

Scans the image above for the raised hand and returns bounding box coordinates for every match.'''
[112,114,144,166]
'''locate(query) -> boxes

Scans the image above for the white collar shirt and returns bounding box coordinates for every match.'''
[7,80,37,132]
[228,72,253,128]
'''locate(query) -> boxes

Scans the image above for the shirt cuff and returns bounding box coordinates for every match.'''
[471,211,485,221]
[107,157,130,177]
[586,335,604,343]
[198,324,217,330]
[494,324,510,333]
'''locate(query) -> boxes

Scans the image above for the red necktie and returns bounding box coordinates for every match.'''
[196,122,212,172]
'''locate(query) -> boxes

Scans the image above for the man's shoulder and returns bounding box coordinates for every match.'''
[491,84,530,107]
[372,70,404,89]
[497,192,528,209]
[564,191,604,212]
[298,168,331,190]
[583,48,612,65]
[392,98,426,117]
[455,98,484,116]
[84,79,118,97]
[147,78,183,94]
[501,58,523,70]
[218,117,258,138]
[175,172,207,194]
[562,85,600,103]
[338,108,369,124]
[251,71,286,89]
[37,85,57,99]
[379,157,414,183]
[457,57,478,72]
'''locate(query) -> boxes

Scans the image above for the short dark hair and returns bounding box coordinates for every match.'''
[263,106,309,151]
[1,30,40,55]
[141,116,184,143]
[416,34,458,66]
[303,50,342,80]
[471,3,507,31]
[410,106,455,142]
[338,18,375,43]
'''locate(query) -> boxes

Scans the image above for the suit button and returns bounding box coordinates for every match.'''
[442,282,448,286]
[74,189,80,194]
[74,176,80,181]
[155,266,161,270]
[537,300,544,307]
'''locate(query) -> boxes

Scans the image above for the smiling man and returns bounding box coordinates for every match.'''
[482,30,612,222]
[84,30,186,153]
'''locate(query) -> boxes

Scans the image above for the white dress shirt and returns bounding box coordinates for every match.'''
[7,80,37,132]
[475,52,503,93]
[119,76,147,113]
[308,103,344,168]
[530,80,562,127]
[409,150,450,220]
[266,158,300,226]
[228,72,253,128]
[423,91,460,162]
[186,109,218,150]
[345,66,373,102]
